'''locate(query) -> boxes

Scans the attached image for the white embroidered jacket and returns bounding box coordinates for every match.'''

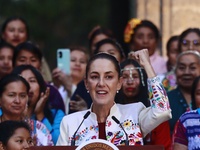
[56,76,171,146]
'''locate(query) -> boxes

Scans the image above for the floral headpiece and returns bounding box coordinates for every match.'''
[124,18,141,43]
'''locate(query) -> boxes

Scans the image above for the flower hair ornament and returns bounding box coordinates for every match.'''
[124,18,141,43]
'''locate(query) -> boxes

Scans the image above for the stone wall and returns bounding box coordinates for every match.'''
[132,0,200,58]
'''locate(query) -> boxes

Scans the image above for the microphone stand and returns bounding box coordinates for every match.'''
[112,116,129,146]
[71,111,91,146]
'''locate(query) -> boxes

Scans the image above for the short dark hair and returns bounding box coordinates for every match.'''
[0,41,15,51]
[13,41,43,66]
[133,20,160,41]
[0,73,30,97]
[178,28,200,53]
[69,45,89,61]
[12,65,46,94]
[191,76,200,110]
[94,38,125,61]
[85,53,121,79]
[166,35,180,71]
[88,26,114,49]
[166,35,179,54]
[0,120,31,146]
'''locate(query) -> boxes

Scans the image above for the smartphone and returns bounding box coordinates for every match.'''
[57,48,70,75]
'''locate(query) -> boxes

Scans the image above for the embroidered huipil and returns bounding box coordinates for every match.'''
[56,76,171,146]
[173,109,200,150]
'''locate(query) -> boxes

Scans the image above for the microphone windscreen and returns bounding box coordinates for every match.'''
[112,116,120,124]
[112,116,129,146]
[84,111,91,119]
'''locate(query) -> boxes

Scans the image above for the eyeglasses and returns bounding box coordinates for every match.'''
[182,39,200,48]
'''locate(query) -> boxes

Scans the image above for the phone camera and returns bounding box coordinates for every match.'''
[59,51,62,58]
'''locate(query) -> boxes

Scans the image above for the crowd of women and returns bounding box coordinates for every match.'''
[0,16,200,150]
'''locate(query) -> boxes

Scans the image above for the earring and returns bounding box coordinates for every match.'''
[117,90,119,93]
[87,90,89,93]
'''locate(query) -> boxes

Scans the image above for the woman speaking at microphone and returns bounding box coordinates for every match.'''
[56,49,171,146]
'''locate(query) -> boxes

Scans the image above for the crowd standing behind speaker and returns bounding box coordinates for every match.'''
[0,74,54,146]
[1,15,200,150]
[12,65,65,144]
[0,16,52,82]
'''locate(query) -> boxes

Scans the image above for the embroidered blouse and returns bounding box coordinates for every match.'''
[56,76,171,146]
[173,109,200,150]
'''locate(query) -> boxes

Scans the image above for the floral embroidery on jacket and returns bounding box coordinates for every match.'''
[69,125,99,144]
[106,119,143,146]
[57,76,171,146]
[148,76,170,111]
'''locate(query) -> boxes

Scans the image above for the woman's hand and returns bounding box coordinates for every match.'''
[129,49,156,78]
[34,87,50,121]
[128,49,151,67]
[32,134,37,146]
[52,67,72,96]
[69,95,88,111]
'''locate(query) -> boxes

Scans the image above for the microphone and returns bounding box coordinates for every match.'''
[112,116,129,146]
[71,111,91,146]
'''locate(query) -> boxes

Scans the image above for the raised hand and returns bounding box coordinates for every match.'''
[34,87,50,121]
[52,67,72,96]
[128,49,156,78]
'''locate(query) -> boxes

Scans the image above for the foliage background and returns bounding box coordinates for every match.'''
[0,0,131,69]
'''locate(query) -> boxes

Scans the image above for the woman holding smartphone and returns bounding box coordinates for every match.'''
[52,46,89,114]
